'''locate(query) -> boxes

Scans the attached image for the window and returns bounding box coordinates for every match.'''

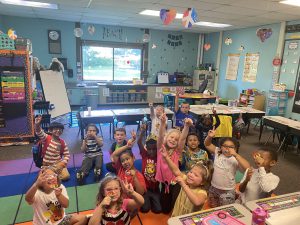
[81,42,143,81]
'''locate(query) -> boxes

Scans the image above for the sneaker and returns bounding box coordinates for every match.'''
[76,172,84,185]
[94,169,101,182]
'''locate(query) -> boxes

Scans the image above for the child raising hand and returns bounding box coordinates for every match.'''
[161,145,212,217]
[204,127,250,207]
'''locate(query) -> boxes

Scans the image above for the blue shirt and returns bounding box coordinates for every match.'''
[175,110,194,127]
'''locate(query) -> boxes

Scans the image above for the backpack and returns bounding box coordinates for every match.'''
[32,135,66,168]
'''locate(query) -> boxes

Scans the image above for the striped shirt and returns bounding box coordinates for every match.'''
[84,138,103,158]
[36,129,70,165]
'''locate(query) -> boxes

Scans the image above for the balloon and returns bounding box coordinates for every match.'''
[204,43,211,51]
[74,28,83,38]
[7,28,17,40]
[88,25,95,35]
[182,8,198,28]
[256,28,272,42]
[160,8,177,25]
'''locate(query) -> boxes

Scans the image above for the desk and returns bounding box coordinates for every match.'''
[168,203,252,225]
[113,108,174,127]
[79,110,114,139]
[165,93,216,108]
[259,116,300,154]
[245,192,300,225]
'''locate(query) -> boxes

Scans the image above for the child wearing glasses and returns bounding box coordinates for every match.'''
[35,115,70,181]
[88,175,144,225]
[204,127,250,207]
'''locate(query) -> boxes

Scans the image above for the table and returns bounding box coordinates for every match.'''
[166,93,216,106]
[79,110,114,139]
[113,108,174,127]
[259,116,300,154]
[245,192,300,225]
[168,203,252,225]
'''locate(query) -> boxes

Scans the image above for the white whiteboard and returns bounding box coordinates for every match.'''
[40,70,71,118]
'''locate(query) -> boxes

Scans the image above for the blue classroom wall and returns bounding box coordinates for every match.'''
[204,23,281,100]
[203,32,220,68]
[1,15,200,84]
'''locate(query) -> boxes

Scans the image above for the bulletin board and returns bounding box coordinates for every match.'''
[0,50,34,139]
[39,70,71,118]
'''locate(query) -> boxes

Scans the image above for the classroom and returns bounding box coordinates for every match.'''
[0,0,300,225]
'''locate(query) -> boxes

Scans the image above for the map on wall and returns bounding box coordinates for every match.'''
[242,53,260,83]
[225,54,240,80]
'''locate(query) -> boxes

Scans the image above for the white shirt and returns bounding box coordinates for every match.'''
[211,147,239,190]
[32,184,68,225]
[240,167,280,204]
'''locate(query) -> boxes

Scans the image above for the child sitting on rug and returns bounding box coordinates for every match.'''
[106,128,132,173]
[35,115,70,181]
[149,102,165,137]
[88,174,144,225]
[76,123,103,185]
[110,130,146,196]
[205,127,250,207]
[25,167,87,225]
[156,115,190,214]
[161,145,213,217]
[137,123,161,213]
[238,149,279,204]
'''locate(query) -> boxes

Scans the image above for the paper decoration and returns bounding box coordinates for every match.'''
[7,28,17,40]
[88,25,95,35]
[242,53,260,83]
[103,27,123,40]
[160,8,177,25]
[226,54,240,80]
[256,28,272,42]
[182,8,198,28]
[204,43,211,51]
[143,33,150,43]
[225,38,232,45]
[74,28,83,37]
[238,45,245,51]
[151,44,157,49]
[167,34,183,47]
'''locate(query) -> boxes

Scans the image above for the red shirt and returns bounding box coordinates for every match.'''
[140,147,159,191]
[114,160,147,193]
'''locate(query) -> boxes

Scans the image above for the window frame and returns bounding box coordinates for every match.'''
[81,40,145,81]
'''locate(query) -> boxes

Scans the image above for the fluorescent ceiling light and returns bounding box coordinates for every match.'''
[195,21,231,28]
[280,0,300,7]
[139,10,183,19]
[0,0,58,9]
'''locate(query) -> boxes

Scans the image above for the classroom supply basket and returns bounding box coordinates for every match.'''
[0,33,15,50]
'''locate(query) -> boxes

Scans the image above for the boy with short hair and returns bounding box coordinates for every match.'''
[238,149,280,204]
[174,90,194,129]
[105,127,135,173]
[34,115,70,181]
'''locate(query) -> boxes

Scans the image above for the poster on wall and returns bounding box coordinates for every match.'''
[225,54,240,80]
[242,53,260,83]
[292,72,300,114]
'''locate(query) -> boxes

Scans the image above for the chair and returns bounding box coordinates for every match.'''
[33,101,50,114]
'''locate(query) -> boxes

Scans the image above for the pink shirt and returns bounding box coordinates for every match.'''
[155,148,180,187]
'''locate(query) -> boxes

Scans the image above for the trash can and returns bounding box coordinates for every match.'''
[86,94,98,109]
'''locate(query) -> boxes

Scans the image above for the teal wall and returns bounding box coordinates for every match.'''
[1,15,199,84]
[203,32,220,68]
[204,23,280,100]
[0,15,3,30]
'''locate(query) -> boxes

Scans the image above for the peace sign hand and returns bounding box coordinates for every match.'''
[208,126,216,138]
[122,178,134,197]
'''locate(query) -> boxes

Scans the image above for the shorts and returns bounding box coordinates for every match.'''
[58,215,72,225]
[208,186,236,208]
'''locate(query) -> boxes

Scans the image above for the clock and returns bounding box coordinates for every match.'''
[49,30,59,41]
[48,30,61,54]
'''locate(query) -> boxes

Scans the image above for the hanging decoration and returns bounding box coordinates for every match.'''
[167,34,183,47]
[88,25,95,35]
[103,27,123,40]
[256,28,272,42]
[238,45,245,51]
[160,8,177,25]
[225,37,232,45]
[7,28,17,40]
[204,43,211,51]
[143,33,150,43]
[74,28,83,38]
[182,8,198,28]
[151,44,157,49]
